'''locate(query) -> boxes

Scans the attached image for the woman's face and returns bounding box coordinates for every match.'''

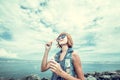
[57,34,68,45]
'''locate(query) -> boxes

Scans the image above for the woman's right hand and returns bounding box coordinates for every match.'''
[45,41,52,51]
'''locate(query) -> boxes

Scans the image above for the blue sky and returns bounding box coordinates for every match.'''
[0,0,120,61]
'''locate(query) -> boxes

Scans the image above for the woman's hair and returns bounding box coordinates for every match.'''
[57,32,73,48]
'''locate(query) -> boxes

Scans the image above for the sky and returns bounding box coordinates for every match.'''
[0,0,120,62]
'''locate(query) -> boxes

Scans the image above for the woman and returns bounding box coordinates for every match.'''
[41,32,84,80]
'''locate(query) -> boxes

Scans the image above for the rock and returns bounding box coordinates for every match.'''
[84,71,119,80]
[84,73,90,77]
[9,78,15,80]
[111,74,120,80]
[0,77,4,80]
[102,71,110,75]
[90,72,96,77]
[41,77,48,80]
[86,75,97,80]
[0,70,120,80]
[109,71,117,75]
[116,70,120,73]
[99,75,111,80]
[94,72,101,79]
[22,74,40,80]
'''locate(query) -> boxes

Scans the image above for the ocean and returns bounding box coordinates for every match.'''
[0,60,120,79]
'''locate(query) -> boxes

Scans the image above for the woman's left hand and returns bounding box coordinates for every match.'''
[49,60,63,76]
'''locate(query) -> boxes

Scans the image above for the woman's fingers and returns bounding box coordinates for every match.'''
[49,60,63,75]
[46,42,52,46]
[50,68,56,72]
[49,60,59,71]
[50,64,56,70]
[45,38,56,48]
[49,62,57,72]
[50,62,57,68]
[50,59,58,64]
[48,38,56,45]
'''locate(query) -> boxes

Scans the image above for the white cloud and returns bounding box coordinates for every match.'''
[0,48,18,58]
[0,0,120,61]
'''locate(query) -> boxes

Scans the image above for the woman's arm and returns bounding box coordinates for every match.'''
[41,41,52,72]
[41,49,50,72]
[72,52,85,80]
[49,52,85,80]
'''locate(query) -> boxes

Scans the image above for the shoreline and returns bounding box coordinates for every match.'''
[0,70,120,80]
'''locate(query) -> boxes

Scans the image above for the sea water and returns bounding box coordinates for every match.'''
[0,60,120,79]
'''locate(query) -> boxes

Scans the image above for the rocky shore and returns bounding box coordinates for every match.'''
[0,70,119,80]
[84,70,120,80]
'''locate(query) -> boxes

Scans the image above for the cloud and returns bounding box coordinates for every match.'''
[0,48,18,58]
[0,0,120,61]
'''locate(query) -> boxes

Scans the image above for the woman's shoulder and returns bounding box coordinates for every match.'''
[72,51,78,56]
[72,51,80,60]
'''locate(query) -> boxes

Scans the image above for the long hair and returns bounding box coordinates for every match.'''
[57,32,73,48]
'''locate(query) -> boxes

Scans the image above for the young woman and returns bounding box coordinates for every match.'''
[41,32,84,80]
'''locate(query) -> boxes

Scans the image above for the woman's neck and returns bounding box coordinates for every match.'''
[61,44,68,53]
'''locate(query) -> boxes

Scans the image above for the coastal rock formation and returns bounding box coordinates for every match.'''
[85,70,120,80]
[22,74,41,80]
[0,70,119,80]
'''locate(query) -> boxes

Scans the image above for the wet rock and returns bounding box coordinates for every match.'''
[111,74,120,80]
[41,77,48,80]
[116,70,120,73]
[0,70,120,80]
[9,78,15,80]
[22,74,40,80]
[84,70,120,80]
[86,75,97,80]
[99,75,111,80]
